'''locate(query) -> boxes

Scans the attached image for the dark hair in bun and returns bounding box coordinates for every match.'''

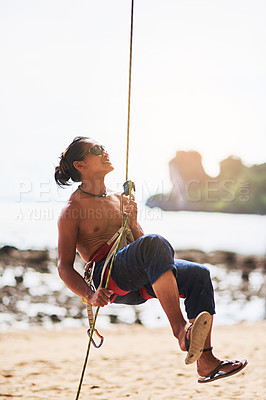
[54,136,90,187]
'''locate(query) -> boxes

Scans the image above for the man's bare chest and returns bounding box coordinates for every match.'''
[78,196,123,236]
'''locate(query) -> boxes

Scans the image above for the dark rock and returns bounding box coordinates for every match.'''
[110,314,119,324]
[0,245,18,255]
[175,249,208,264]
[15,275,24,285]
[242,270,250,282]
[36,312,45,321]
[0,248,50,272]
[50,314,62,323]
[209,250,237,266]
[241,256,257,271]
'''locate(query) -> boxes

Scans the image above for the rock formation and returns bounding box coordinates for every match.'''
[146,151,266,214]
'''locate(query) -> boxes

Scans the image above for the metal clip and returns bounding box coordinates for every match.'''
[87,328,104,348]
[121,180,136,214]
[123,180,135,196]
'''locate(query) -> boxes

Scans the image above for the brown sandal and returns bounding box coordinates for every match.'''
[198,359,248,383]
[184,312,212,365]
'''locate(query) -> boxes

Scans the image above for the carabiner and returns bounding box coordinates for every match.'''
[87,328,104,348]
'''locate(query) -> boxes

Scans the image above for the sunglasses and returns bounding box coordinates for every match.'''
[82,145,107,158]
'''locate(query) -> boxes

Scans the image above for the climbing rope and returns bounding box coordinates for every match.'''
[74,2,135,399]
[126,0,134,181]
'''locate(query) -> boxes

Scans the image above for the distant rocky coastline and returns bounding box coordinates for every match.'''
[146,151,266,214]
[1,245,265,328]
[1,244,265,275]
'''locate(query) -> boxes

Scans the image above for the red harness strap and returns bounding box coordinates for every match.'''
[89,241,154,302]
[139,286,154,300]
[89,241,115,264]
[104,267,130,303]
[103,267,154,303]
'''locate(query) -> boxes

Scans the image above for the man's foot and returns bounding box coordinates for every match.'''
[184,312,212,365]
[176,321,191,352]
[197,350,248,383]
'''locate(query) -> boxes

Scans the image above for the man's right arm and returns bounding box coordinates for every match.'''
[57,205,113,307]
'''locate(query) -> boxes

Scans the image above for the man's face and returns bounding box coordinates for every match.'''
[81,139,114,175]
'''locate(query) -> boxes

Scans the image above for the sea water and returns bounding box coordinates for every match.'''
[0,201,266,255]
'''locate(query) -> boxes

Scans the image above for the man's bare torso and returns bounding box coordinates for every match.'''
[60,190,124,262]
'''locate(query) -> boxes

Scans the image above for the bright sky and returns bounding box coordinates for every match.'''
[1,0,266,203]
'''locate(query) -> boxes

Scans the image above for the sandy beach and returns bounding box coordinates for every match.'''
[0,321,265,400]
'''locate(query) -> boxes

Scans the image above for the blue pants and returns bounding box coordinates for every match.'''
[93,234,215,319]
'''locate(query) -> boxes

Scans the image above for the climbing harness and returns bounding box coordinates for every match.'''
[74,2,136,399]
[83,224,133,348]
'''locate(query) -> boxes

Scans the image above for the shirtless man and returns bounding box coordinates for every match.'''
[55,136,247,383]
